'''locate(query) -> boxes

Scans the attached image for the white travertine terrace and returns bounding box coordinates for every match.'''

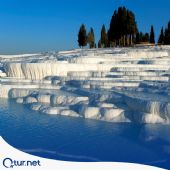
[0,46,170,123]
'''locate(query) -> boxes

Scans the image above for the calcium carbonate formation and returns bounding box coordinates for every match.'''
[0,46,170,124]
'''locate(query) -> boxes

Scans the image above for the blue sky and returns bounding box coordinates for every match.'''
[0,0,169,54]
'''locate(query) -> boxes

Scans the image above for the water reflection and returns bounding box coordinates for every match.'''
[0,99,170,169]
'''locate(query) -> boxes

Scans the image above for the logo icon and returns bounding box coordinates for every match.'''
[3,157,41,168]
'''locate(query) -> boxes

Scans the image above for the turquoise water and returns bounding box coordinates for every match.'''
[0,99,170,169]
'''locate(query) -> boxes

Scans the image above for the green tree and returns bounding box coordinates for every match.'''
[118,7,127,46]
[87,27,95,48]
[108,10,117,45]
[108,6,138,46]
[158,27,164,44]
[136,32,140,44]
[101,25,108,48]
[143,33,149,42]
[78,24,87,47]
[149,25,155,44]
[126,10,138,45]
[136,31,149,43]
[98,40,102,48]
[139,32,144,42]
[164,21,170,45]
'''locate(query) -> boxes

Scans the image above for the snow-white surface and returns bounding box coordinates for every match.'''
[0,54,40,58]
[0,46,170,124]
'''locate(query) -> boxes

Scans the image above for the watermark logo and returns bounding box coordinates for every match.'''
[3,158,41,168]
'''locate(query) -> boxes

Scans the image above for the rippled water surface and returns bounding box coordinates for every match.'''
[0,99,170,169]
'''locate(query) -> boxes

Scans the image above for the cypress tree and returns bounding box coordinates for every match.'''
[164,28,167,44]
[139,32,144,42]
[101,25,108,48]
[78,24,87,47]
[158,27,164,44]
[136,32,149,43]
[164,21,170,45]
[143,33,149,42]
[108,6,138,46]
[87,27,95,48]
[118,7,127,46]
[136,32,140,44]
[126,10,138,45]
[98,40,102,48]
[149,25,155,44]
[108,10,117,45]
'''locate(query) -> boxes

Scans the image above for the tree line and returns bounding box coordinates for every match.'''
[78,6,170,48]
[158,21,170,45]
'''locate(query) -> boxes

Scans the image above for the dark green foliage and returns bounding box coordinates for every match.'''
[164,21,170,45]
[139,32,144,42]
[141,32,148,42]
[143,33,149,42]
[78,24,87,47]
[77,6,169,48]
[158,27,164,44]
[149,25,155,44]
[136,32,140,44]
[136,32,149,43]
[126,10,138,45]
[108,6,138,46]
[98,40,102,48]
[101,25,108,48]
[87,27,95,48]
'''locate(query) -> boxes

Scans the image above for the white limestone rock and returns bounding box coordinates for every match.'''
[102,112,131,123]
[125,95,170,121]
[60,110,80,117]
[30,103,42,111]
[0,85,11,98]
[24,96,37,104]
[39,106,66,115]
[79,105,101,119]
[0,71,7,77]
[16,97,24,104]
[141,114,165,124]
[1,47,170,124]
[51,95,88,105]
[101,108,124,121]
[37,94,51,103]
[128,51,168,58]
[5,62,113,80]
[97,103,117,108]
[9,89,31,98]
